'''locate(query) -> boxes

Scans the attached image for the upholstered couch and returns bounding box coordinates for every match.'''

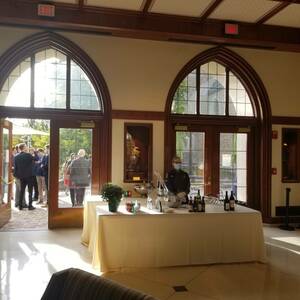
[41,268,158,300]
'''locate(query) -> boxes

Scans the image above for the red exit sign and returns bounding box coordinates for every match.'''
[225,23,239,35]
[38,4,55,17]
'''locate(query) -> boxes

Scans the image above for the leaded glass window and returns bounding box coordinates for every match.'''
[0,48,102,111]
[171,61,254,117]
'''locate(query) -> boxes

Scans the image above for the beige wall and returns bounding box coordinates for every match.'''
[1,25,300,215]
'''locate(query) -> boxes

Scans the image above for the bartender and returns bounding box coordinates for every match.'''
[166,156,190,204]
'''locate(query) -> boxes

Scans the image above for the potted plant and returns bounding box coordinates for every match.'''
[100,183,124,212]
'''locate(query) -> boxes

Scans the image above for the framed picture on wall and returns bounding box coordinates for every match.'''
[124,123,153,183]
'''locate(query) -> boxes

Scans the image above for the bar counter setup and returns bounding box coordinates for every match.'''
[82,198,266,273]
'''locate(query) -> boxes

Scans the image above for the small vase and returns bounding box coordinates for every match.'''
[108,199,120,212]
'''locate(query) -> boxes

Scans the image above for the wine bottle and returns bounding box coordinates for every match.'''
[193,190,201,212]
[229,191,235,211]
[224,191,230,211]
[188,196,193,212]
[201,196,205,212]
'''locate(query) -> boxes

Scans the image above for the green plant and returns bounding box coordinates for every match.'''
[100,183,124,202]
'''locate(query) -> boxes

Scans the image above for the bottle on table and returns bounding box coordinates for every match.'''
[229,191,235,211]
[188,196,193,212]
[224,191,230,211]
[193,190,201,212]
[200,196,206,212]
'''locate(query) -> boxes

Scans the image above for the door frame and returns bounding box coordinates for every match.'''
[171,123,256,208]
[48,119,102,229]
[0,119,13,228]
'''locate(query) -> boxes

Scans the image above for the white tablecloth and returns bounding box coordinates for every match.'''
[89,204,266,272]
[81,197,103,247]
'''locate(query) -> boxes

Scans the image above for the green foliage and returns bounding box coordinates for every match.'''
[172,80,187,114]
[101,183,124,203]
[59,128,92,169]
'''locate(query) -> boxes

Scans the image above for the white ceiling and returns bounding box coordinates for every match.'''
[51,0,300,28]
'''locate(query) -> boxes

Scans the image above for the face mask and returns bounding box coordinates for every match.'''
[173,163,181,170]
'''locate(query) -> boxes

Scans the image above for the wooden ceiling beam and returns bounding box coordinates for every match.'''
[141,0,155,14]
[271,0,300,3]
[256,2,290,24]
[200,0,224,21]
[78,0,84,11]
[0,0,300,52]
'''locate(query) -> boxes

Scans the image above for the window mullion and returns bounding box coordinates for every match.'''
[196,66,200,115]
[66,57,71,110]
[225,67,229,116]
[30,54,35,108]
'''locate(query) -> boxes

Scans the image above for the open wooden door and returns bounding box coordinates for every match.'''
[48,119,100,229]
[0,119,13,228]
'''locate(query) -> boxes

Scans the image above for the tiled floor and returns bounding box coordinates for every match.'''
[1,226,300,299]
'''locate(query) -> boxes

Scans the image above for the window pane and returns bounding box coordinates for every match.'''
[200,62,225,115]
[70,60,101,111]
[176,132,205,195]
[35,49,67,109]
[229,72,254,117]
[220,133,247,203]
[171,70,197,114]
[0,57,31,107]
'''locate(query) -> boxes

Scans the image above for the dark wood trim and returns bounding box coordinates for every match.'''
[164,46,272,220]
[256,2,290,25]
[199,0,224,21]
[78,0,84,10]
[0,107,105,120]
[112,110,165,121]
[0,1,300,52]
[141,0,155,14]
[272,116,300,125]
[271,0,300,3]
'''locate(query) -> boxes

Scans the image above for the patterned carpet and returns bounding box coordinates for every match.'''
[0,201,48,232]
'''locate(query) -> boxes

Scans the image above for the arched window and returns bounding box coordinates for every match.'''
[0,48,101,111]
[166,47,272,216]
[171,61,254,117]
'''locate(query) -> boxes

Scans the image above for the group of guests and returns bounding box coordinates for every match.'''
[62,149,91,207]
[13,143,49,210]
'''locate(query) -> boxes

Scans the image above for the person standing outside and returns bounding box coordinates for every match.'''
[69,149,91,206]
[12,144,26,208]
[41,144,49,206]
[35,148,47,205]
[13,143,35,210]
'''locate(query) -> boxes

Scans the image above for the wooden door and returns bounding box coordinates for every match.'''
[48,119,100,229]
[0,119,13,228]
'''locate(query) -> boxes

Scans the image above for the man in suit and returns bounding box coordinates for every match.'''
[13,143,36,210]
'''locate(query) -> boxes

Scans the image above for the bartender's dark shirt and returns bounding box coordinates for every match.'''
[166,168,190,195]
